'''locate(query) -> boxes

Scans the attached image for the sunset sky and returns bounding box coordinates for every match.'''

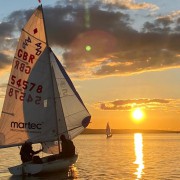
[0,0,180,130]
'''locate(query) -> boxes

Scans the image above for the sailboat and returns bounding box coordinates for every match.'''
[106,122,112,138]
[0,4,91,176]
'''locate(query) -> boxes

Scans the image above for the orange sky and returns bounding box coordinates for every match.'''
[73,68,180,130]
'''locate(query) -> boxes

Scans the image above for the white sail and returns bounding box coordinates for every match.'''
[42,50,91,154]
[50,51,91,139]
[0,5,91,149]
[0,6,56,147]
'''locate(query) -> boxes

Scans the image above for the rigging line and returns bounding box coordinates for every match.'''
[22,29,46,44]
[55,94,74,98]
[58,124,84,136]
[1,111,14,116]
[55,77,67,80]
[8,84,22,91]
[14,57,29,65]
[65,109,87,118]
[69,125,83,132]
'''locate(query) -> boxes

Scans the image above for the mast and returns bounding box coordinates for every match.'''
[41,4,61,153]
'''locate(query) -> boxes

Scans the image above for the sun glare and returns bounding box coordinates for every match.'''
[132,108,144,122]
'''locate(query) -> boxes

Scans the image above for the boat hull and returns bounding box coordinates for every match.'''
[8,154,78,176]
[107,134,112,138]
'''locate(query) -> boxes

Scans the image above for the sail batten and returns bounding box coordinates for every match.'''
[2,112,14,116]
[22,29,46,44]
[65,109,88,118]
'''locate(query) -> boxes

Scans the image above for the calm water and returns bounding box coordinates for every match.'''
[1,133,180,180]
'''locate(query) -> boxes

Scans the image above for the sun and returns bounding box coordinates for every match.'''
[132,108,144,122]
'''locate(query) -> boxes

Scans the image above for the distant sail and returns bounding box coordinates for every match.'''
[106,122,112,138]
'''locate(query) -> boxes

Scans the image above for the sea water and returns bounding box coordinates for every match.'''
[1,133,180,180]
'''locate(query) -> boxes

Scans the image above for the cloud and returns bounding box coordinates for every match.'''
[0,20,17,70]
[0,83,7,88]
[0,22,14,38]
[0,1,179,79]
[157,10,180,21]
[0,83,7,99]
[97,98,180,112]
[101,0,158,11]
[0,53,12,69]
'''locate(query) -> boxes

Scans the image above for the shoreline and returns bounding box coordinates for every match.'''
[82,129,180,134]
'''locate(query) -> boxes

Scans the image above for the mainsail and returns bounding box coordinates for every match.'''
[0,5,90,149]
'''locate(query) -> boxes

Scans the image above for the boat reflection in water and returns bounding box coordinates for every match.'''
[134,133,144,179]
[9,165,78,180]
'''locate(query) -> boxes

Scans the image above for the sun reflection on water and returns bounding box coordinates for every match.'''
[134,133,144,179]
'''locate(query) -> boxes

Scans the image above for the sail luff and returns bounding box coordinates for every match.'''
[40,5,48,46]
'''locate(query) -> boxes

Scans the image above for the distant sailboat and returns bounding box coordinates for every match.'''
[106,122,112,138]
[0,4,91,176]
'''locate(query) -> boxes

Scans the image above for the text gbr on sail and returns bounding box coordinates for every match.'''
[17,49,35,64]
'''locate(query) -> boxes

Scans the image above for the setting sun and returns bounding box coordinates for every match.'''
[132,108,144,122]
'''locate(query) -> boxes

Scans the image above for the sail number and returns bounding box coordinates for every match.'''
[8,88,41,105]
[14,60,31,74]
[8,75,43,105]
[10,75,43,93]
